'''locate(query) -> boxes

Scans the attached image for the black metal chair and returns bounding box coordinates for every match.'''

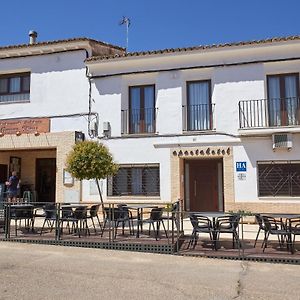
[188,214,214,249]
[101,206,133,238]
[161,201,180,231]
[254,214,267,248]
[262,215,291,252]
[59,206,74,234]
[70,206,90,238]
[87,204,102,234]
[287,217,300,253]
[40,204,57,235]
[142,207,167,240]
[215,214,241,250]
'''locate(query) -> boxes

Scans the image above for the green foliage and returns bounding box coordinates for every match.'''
[228,210,254,216]
[66,141,118,180]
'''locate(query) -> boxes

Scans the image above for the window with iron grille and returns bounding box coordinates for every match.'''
[258,161,300,197]
[107,165,160,196]
[0,73,30,103]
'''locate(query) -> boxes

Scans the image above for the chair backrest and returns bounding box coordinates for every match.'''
[150,208,163,221]
[89,205,100,217]
[44,204,56,219]
[216,215,240,230]
[73,206,87,219]
[171,202,179,212]
[189,214,212,229]
[62,206,73,218]
[103,207,121,220]
[262,216,278,231]
[255,214,265,230]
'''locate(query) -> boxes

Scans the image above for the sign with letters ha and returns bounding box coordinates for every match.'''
[236,162,247,172]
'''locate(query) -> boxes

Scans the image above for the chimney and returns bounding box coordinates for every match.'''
[29,30,38,44]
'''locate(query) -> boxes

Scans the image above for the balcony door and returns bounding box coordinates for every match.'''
[129,85,155,134]
[267,73,300,126]
[187,80,212,131]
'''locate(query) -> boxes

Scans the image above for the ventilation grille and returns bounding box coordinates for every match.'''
[272,133,292,150]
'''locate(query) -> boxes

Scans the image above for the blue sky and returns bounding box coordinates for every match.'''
[1,0,299,52]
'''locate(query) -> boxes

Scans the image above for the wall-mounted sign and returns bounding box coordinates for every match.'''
[75,131,85,143]
[0,118,50,135]
[236,161,247,172]
[63,169,74,186]
[237,173,246,181]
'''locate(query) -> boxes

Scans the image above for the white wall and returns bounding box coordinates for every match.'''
[0,51,89,120]
[233,135,300,203]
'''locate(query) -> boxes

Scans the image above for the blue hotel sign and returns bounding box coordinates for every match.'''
[236,162,247,172]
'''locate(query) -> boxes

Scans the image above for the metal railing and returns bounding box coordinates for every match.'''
[182,104,215,131]
[121,108,157,134]
[239,97,300,129]
[1,200,300,262]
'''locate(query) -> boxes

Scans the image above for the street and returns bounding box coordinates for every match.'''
[0,242,299,299]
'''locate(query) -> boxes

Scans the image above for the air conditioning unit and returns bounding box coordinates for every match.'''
[272,133,292,151]
[103,121,111,137]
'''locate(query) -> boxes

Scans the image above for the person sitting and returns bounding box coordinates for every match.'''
[5,171,21,203]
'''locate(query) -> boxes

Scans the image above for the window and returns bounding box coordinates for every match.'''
[0,73,30,103]
[108,165,160,196]
[128,85,155,134]
[186,80,212,131]
[267,73,300,126]
[258,161,300,197]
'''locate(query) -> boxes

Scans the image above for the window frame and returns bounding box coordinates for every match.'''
[0,72,31,96]
[257,160,300,197]
[186,79,212,131]
[128,84,156,134]
[107,164,160,197]
[266,73,300,126]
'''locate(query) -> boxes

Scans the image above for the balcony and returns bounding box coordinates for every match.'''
[239,98,300,129]
[182,104,215,131]
[121,108,157,135]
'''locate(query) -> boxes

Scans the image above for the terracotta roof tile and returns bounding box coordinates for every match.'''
[86,35,300,63]
[0,37,124,52]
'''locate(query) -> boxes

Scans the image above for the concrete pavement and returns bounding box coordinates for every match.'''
[0,242,299,299]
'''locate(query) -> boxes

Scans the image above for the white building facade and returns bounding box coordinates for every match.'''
[86,36,300,213]
[0,37,124,203]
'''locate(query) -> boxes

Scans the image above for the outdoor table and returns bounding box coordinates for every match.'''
[8,204,35,234]
[127,204,158,238]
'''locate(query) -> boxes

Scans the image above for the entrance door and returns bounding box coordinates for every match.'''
[0,164,8,184]
[36,158,56,203]
[187,159,222,212]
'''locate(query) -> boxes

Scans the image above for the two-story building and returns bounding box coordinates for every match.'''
[0,34,124,203]
[85,36,300,213]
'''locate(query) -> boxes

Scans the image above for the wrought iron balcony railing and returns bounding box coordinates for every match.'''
[182,104,215,131]
[121,108,157,135]
[239,97,300,129]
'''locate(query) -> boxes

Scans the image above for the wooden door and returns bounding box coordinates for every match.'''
[188,160,220,212]
[36,158,56,203]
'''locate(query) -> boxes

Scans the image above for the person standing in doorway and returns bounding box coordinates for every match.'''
[5,171,21,203]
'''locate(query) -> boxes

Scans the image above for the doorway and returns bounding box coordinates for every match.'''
[185,159,224,212]
[0,164,8,184]
[36,158,56,203]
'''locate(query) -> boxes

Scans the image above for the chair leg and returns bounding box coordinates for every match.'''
[161,220,168,238]
[91,217,96,234]
[96,215,102,231]
[254,228,261,247]
[262,232,270,252]
[40,219,47,235]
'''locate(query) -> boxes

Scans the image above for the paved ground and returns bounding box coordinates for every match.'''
[0,243,300,300]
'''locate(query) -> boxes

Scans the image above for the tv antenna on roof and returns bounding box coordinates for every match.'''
[119,16,131,52]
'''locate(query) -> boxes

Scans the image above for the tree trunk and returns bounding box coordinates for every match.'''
[95,178,104,211]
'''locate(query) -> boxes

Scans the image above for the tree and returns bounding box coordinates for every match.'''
[66,141,118,208]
